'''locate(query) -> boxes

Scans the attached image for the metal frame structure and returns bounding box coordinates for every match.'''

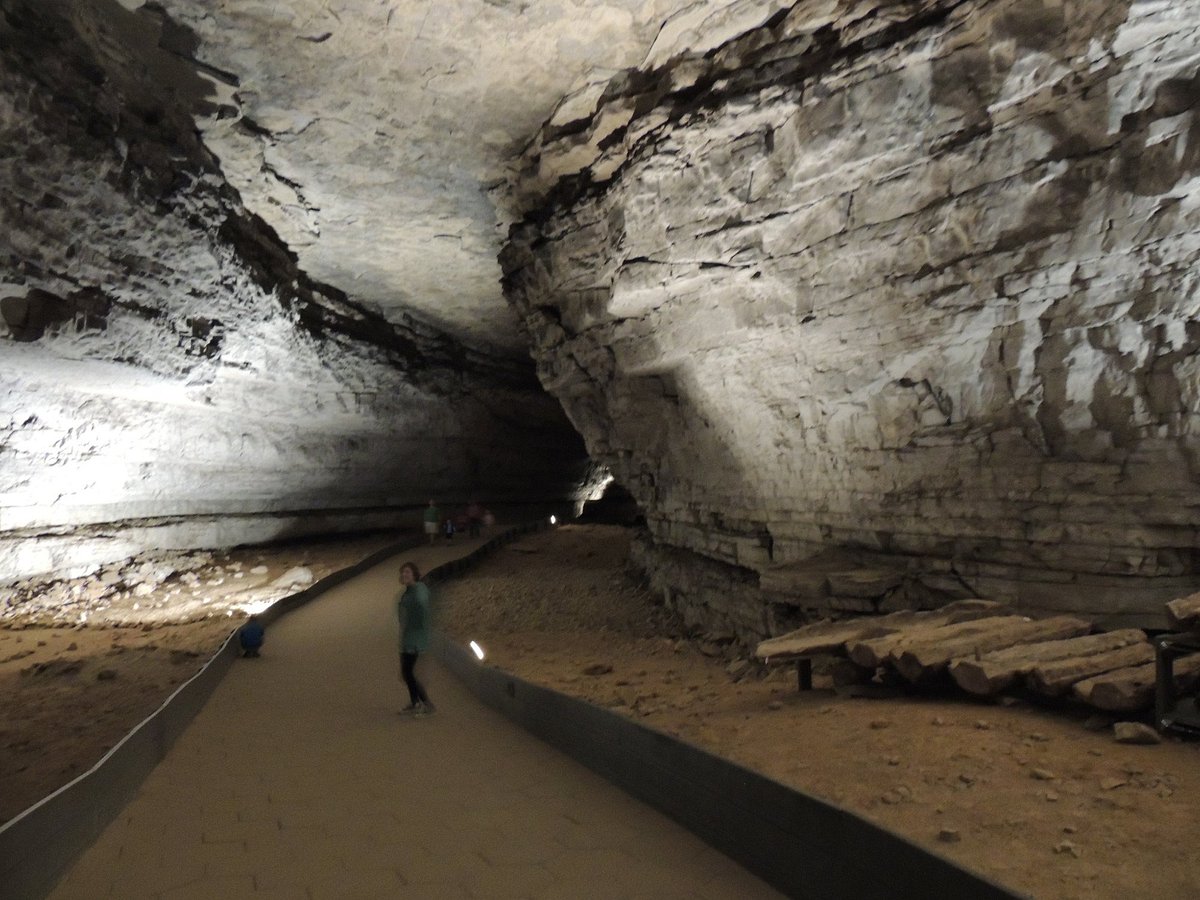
[1155,631,1200,738]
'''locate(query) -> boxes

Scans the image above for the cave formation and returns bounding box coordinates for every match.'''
[3,0,1200,636]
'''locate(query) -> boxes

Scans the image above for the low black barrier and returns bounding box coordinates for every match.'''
[427,535,1022,900]
[0,531,429,900]
[2,521,1019,900]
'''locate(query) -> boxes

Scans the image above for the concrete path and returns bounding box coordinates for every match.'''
[47,537,783,899]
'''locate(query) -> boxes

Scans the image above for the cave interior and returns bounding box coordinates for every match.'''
[4,0,1200,639]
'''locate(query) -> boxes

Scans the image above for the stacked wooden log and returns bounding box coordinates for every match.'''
[756,600,1006,663]
[754,599,1200,714]
[958,629,1148,697]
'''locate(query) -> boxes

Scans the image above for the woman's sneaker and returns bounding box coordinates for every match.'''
[399,704,421,715]
[414,701,436,717]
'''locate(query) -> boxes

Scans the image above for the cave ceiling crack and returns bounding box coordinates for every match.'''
[515,0,974,224]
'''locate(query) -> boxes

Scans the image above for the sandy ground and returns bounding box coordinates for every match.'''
[0,530,409,822]
[435,525,1200,900]
[4,522,1199,899]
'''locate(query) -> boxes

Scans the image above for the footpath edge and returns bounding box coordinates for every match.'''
[426,524,1024,900]
[0,531,430,900]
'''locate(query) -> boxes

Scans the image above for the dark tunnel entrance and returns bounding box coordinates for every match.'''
[578,479,643,526]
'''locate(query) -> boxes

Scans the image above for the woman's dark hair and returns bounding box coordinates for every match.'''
[400,561,421,581]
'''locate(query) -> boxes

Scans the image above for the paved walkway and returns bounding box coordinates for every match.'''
[47,536,782,899]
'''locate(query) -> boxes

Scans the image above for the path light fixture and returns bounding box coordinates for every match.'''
[470,640,485,661]
[549,515,557,525]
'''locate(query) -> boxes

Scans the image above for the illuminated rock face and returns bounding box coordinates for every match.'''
[6,0,1200,630]
[130,0,690,357]
[0,0,589,583]
[504,0,1200,630]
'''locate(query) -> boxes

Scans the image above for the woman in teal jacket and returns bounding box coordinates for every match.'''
[397,562,435,715]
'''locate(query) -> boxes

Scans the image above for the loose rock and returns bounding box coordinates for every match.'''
[1054,841,1081,858]
[1112,722,1161,745]
[726,659,750,678]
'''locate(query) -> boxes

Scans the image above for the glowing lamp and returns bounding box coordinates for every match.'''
[470,640,485,660]
[549,515,557,525]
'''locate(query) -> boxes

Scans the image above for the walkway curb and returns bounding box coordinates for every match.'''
[4,522,1023,900]
[0,533,428,900]
[426,530,1023,900]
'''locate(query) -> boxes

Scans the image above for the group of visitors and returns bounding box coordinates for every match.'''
[405,498,493,714]
[404,496,508,715]
[239,498,495,719]
[422,498,493,544]
[235,560,437,717]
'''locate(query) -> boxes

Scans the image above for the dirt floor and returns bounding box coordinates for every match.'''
[4,522,1199,898]
[435,525,1200,900]
[0,530,409,822]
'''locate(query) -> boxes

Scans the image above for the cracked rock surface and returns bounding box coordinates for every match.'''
[145,0,693,354]
[0,0,599,583]
[504,0,1200,629]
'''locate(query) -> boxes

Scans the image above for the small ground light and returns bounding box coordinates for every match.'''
[549,514,557,525]
[470,640,485,660]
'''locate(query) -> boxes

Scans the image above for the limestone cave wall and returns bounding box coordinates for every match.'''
[503,0,1200,632]
[0,0,588,584]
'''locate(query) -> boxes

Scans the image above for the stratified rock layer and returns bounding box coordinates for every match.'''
[504,0,1200,632]
[143,0,693,355]
[0,0,587,584]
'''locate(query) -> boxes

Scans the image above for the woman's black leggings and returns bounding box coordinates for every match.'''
[401,652,430,706]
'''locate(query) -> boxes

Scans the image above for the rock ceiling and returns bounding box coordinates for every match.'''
[1,0,789,583]
[140,0,736,355]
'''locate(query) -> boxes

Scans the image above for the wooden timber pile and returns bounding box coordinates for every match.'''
[755,598,1200,714]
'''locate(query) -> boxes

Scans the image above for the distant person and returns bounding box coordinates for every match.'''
[423,499,440,546]
[442,516,455,541]
[238,615,264,658]
[465,500,484,537]
[397,562,435,716]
